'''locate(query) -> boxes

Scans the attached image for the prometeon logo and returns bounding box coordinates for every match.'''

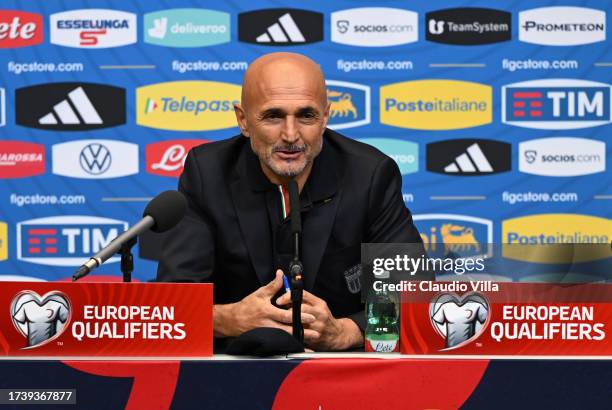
[144,8,230,47]
[136,81,240,131]
[519,7,605,46]
[426,7,511,45]
[52,139,139,179]
[17,216,128,266]
[0,10,43,48]
[238,9,323,45]
[519,137,605,177]
[50,9,136,48]
[146,139,208,177]
[502,79,612,129]
[380,80,492,130]
[427,139,511,176]
[326,80,370,129]
[331,7,418,47]
[0,141,45,178]
[15,83,126,131]
[357,138,418,175]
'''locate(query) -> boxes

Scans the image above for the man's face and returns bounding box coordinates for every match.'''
[235,64,330,181]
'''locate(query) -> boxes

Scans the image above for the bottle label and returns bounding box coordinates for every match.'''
[365,338,399,352]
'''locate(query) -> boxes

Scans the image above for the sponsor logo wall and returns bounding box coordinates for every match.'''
[0,1,608,282]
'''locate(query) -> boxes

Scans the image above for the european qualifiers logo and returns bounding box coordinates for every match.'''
[238,9,323,45]
[330,7,418,47]
[426,7,511,45]
[0,10,43,48]
[519,7,606,46]
[146,139,208,177]
[0,141,45,178]
[50,9,137,48]
[519,137,605,177]
[11,290,71,349]
[357,138,418,175]
[325,80,370,129]
[427,139,511,176]
[430,292,489,350]
[17,216,128,266]
[52,140,139,179]
[16,83,125,131]
[144,8,230,47]
[502,79,612,130]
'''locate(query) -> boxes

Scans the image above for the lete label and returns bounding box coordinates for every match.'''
[519,137,605,176]
[0,10,43,48]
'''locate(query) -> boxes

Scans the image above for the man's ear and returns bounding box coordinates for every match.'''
[321,101,331,129]
[234,103,250,137]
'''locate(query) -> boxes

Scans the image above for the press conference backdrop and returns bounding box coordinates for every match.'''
[0,0,610,282]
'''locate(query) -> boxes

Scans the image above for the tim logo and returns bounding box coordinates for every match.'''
[146,139,208,177]
[50,9,137,48]
[11,290,71,349]
[17,216,128,266]
[414,214,493,259]
[502,79,612,129]
[430,292,489,350]
[0,10,43,48]
[325,80,370,129]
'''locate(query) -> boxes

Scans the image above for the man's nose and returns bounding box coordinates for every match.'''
[281,116,299,143]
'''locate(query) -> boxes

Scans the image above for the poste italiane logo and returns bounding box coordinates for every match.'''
[136,81,240,131]
[502,214,611,263]
[380,80,492,130]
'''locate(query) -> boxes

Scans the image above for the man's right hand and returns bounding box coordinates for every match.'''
[213,269,316,337]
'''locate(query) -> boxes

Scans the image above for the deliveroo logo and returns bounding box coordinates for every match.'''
[357,138,418,175]
[144,9,230,47]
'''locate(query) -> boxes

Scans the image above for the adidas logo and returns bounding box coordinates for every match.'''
[38,87,102,125]
[256,13,305,43]
[444,143,492,173]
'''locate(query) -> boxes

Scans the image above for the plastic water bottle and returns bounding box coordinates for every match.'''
[365,279,399,352]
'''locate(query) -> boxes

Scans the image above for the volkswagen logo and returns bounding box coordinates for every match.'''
[79,143,112,175]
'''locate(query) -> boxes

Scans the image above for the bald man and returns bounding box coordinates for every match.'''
[157,52,423,351]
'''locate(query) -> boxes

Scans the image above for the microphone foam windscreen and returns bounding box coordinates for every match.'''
[143,190,187,233]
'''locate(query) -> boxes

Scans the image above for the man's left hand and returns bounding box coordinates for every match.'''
[276,290,363,351]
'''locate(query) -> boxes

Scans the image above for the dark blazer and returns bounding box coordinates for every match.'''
[156,129,423,331]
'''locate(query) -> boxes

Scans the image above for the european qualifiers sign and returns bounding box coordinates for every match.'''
[426,8,511,45]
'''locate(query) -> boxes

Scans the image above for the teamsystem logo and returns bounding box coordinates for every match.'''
[414,214,493,259]
[238,9,323,45]
[15,83,126,131]
[17,216,128,266]
[11,290,71,349]
[144,8,230,47]
[519,7,606,46]
[0,141,45,178]
[430,292,489,350]
[426,7,511,45]
[136,81,240,131]
[502,79,612,129]
[50,9,136,48]
[358,138,418,175]
[52,139,139,179]
[0,10,43,48]
[427,139,511,176]
[146,139,208,177]
[519,137,605,177]
[380,80,492,130]
[331,7,417,47]
[325,80,370,129]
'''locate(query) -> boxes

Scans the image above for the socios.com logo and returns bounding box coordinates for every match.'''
[519,7,605,46]
[502,79,612,130]
[144,8,230,47]
[380,80,492,130]
[326,80,370,129]
[414,214,493,259]
[50,9,137,48]
[17,216,128,266]
[357,138,417,175]
[502,214,611,263]
[136,81,240,131]
[331,7,418,47]
[519,137,605,177]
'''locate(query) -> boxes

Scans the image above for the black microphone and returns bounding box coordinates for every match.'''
[73,190,187,281]
[287,180,304,344]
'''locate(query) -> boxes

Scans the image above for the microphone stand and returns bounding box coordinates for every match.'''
[119,237,137,283]
[288,181,304,344]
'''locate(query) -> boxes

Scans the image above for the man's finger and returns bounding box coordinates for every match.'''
[261,269,285,295]
[303,329,321,343]
[276,291,291,306]
[270,307,316,325]
[301,290,323,305]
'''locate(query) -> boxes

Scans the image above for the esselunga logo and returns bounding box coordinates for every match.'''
[357,138,417,175]
[502,214,611,263]
[326,80,370,129]
[380,80,492,130]
[519,7,606,46]
[50,9,137,48]
[519,137,605,177]
[144,8,230,47]
[136,81,240,131]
